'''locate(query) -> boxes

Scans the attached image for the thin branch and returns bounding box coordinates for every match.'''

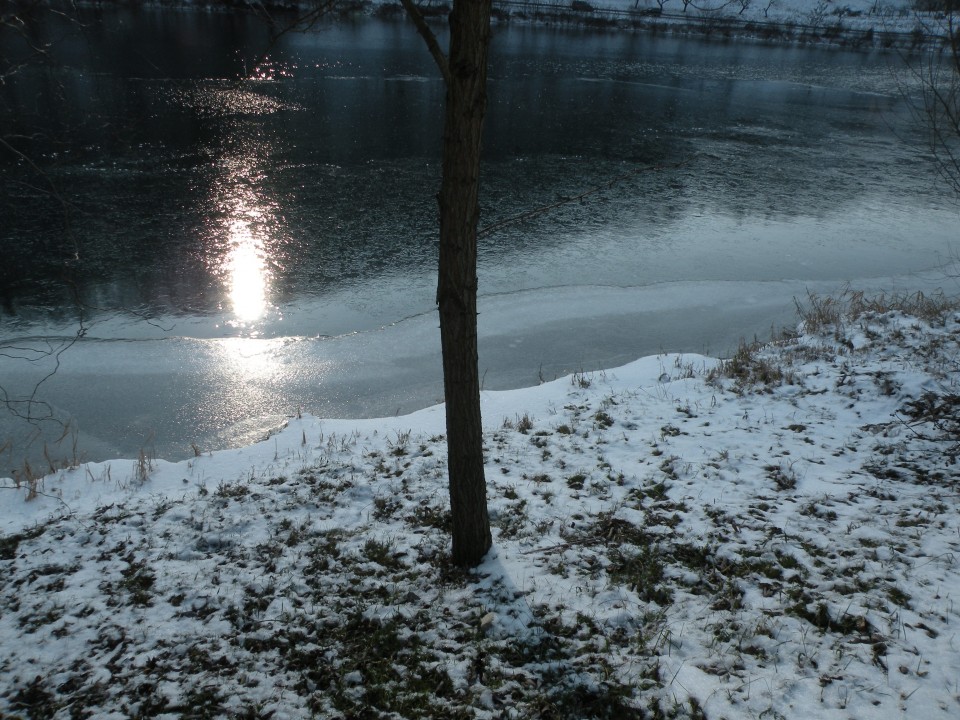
[0,135,62,198]
[895,15,960,198]
[400,0,451,86]
[243,0,339,80]
[521,542,573,555]
[1,293,86,427]
[0,483,75,515]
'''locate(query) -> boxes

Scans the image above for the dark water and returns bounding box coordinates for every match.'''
[1,8,956,470]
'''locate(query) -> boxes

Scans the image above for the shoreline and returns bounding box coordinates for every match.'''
[79,0,959,51]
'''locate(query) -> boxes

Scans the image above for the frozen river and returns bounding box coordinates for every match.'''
[1,9,956,470]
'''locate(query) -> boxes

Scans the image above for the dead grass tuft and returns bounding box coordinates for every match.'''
[797,289,957,332]
[707,339,790,390]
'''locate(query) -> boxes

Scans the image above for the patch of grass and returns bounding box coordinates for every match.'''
[215,480,250,499]
[887,585,911,607]
[304,529,345,575]
[608,545,673,606]
[766,462,798,491]
[581,513,651,547]
[531,676,640,719]
[516,413,534,434]
[9,675,59,718]
[795,292,846,332]
[566,473,587,490]
[594,410,615,429]
[362,538,403,570]
[708,339,787,390]
[179,682,226,718]
[495,499,530,539]
[797,289,957,333]
[0,526,46,561]
[784,594,877,638]
[19,602,66,633]
[388,430,411,456]
[899,391,960,449]
[119,553,156,607]
[292,611,464,719]
[373,494,403,520]
[572,371,591,388]
[134,448,153,485]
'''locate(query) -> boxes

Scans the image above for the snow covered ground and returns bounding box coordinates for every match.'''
[2,293,959,718]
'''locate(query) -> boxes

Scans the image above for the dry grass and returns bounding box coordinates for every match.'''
[706,338,794,391]
[796,289,957,332]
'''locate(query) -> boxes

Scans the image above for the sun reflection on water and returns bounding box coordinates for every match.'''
[226,217,269,324]
[209,135,283,331]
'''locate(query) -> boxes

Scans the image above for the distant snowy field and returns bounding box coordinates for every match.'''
[171,0,958,39]
[491,0,948,38]
[587,0,934,28]
[3,295,959,718]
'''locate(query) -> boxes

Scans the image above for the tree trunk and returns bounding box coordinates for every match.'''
[437,0,493,567]
[401,0,493,566]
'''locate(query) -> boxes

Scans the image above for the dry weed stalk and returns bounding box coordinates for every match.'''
[134,449,153,485]
[12,461,40,501]
[797,289,956,332]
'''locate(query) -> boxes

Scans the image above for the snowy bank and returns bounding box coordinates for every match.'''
[2,293,959,718]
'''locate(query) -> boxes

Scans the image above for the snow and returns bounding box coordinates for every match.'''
[2,296,959,717]
[168,0,956,40]
[498,0,953,40]
[550,0,953,38]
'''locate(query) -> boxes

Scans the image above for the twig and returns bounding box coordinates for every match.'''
[244,0,340,80]
[521,542,572,555]
[0,484,74,516]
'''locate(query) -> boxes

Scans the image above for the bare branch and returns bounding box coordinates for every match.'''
[897,10,960,198]
[252,0,340,41]
[242,0,340,80]
[400,0,452,85]
[0,318,85,424]
[0,135,60,195]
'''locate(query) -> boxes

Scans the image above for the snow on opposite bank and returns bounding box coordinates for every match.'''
[498,0,947,39]
[1,304,959,718]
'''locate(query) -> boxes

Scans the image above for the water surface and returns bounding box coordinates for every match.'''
[1,10,955,470]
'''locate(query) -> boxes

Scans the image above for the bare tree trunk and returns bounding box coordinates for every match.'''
[403,0,493,567]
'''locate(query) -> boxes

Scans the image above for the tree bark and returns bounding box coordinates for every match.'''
[403,0,493,567]
[439,0,493,568]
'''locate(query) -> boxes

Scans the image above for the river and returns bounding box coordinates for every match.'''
[0,7,956,471]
